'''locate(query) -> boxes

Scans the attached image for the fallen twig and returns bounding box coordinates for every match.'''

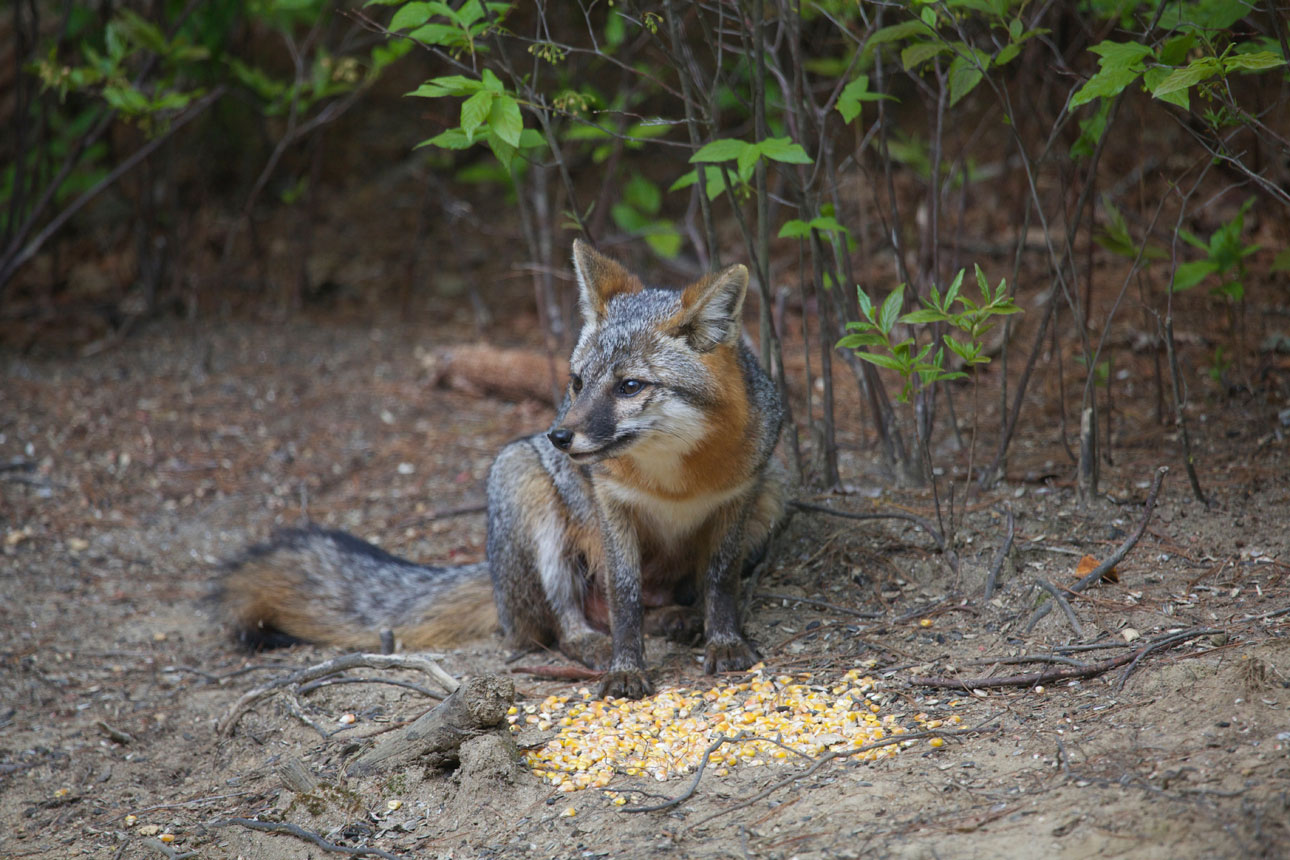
[218,653,458,736]
[982,505,1015,601]
[683,720,1002,829]
[214,818,402,860]
[508,664,602,681]
[789,500,947,554]
[1114,628,1221,692]
[1035,578,1085,638]
[347,674,513,775]
[909,627,1218,690]
[754,592,883,619]
[1025,466,1167,633]
[142,838,197,860]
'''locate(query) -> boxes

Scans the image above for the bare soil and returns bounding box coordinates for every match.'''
[2,304,1289,859]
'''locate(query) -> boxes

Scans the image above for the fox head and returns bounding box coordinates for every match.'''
[546,240,750,469]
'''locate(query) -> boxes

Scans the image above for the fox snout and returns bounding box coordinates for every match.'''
[547,427,574,450]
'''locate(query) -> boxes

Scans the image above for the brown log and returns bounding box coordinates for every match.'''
[437,344,569,403]
[346,675,514,776]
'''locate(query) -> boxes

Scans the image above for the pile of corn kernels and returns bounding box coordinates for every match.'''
[508,664,961,800]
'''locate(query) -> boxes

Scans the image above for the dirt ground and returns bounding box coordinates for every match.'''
[2,301,1289,860]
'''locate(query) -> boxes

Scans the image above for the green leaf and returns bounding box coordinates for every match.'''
[758,136,813,164]
[736,144,761,177]
[116,9,168,54]
[407,75,484,98]
[948,47,988,106]
[460,89,493,139]
[901,308,949,324]
[1150,57,1221,100]
[878,286,904,334]
[644,225,682,258]
[867,20,936,49]
[1177,228,1207,251]
[390,2,433,31]
[669,169,698,192]
[835,75,888,124]
[611,202,647,232]
[1171,259,1218,292]
[856,286,874,322]
[407,23,461,46]
[1225,51,1286,73]
[415,127,473,149]
[486,129,516,170]
[1070,40,1152,108]
[901,40,948,71]
[1142,67,1188,110]
[517,127,547,150]
[690,138,749,163]
[481,68,504,92]
[623,174,661,215]
[807,215,849,235]
[488,93,522,147]
[102,84,150,114]
[1157,33,1196,66]
[837,332,887,350]
[778,219,811,239]
[856,351,907,372]
[1271,248,1290,272]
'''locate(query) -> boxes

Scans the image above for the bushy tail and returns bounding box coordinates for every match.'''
[218,526,496,651]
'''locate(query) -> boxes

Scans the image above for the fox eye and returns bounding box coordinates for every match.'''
[570,374,583,394]
[616,379,647,398]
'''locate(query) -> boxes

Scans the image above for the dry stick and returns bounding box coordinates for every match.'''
[1113,628,1223,692]
[622,732,814,814]
[683,720,1002,829]
[296,675,442,698]
[910,627,1217,690]
[982,505,1015,601]
[788,500,947,554]
[217,653,458,736]
[1034,578,1085,638]
[142,838,196,860]
[960,654,1088,668]
[1163,316,1208,505]
[215,818,401,860]
[754,593,883,620]
[1024,466,1168,633]
[126,792,257,816]
[346,675,513,775]
[508,664,601,681]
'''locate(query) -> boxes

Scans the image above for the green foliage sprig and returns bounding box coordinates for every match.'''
[838,266,1021,403]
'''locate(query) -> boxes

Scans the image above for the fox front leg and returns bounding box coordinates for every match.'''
[594,501,654,699]
[702,498,761,674]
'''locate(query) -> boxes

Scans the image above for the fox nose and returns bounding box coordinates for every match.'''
[548,428,574,451]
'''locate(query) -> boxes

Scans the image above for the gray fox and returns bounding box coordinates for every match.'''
[220,240,785,698]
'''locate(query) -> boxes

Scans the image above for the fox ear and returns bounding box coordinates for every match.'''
[572,239,643,327]
[671,263,748,351]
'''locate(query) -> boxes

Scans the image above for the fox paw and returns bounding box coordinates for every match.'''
[644,606,702,644]
[598,668,654,700]
[703,636,759,675]
[561,632,614,671]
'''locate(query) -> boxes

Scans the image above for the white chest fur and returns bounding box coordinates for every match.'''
[600,477,752,548]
